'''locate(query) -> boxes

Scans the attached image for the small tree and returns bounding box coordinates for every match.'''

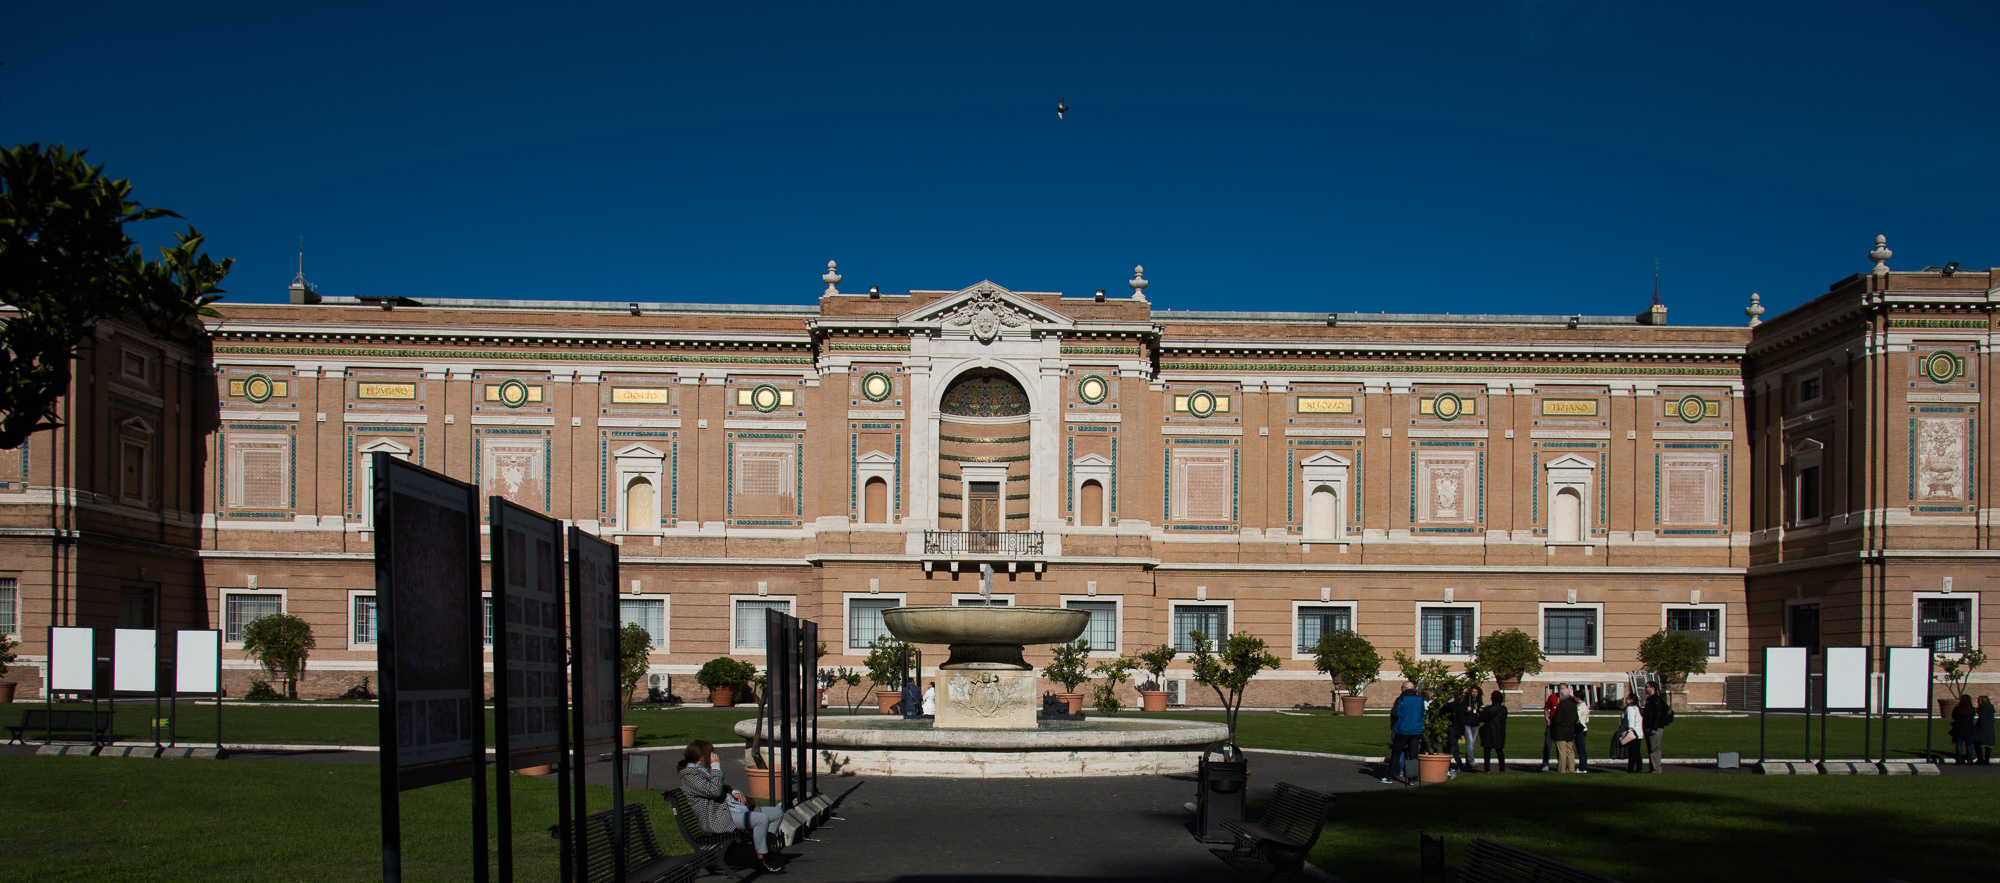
[1187,630,1282,748]
[863,634,911,695]
[696,657,756,691]
[1471,628,1546,685]
[1311,629,1381,701]
[1042,639,1093,694]
[1636,629,1710,688]
[747,668,771,768]
[0,632,17,676]
[1394,650,1486,753]
[240,613,315,700]
[1135,644,1177,691]
[1091,656,1135,714]
[828,666,863,711]
[1938,648,1988,702]
[618,623,653,710]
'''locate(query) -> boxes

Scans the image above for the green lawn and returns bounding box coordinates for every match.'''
[11,703,759,750]
[3,754,684,882]
[1288,773,2000,882]
[1161,710,1951,760]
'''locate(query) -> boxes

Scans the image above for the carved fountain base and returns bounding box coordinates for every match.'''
[934,662,1039,730]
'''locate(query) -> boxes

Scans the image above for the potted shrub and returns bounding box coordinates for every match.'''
[1395,650,1487,784]
[863,635,912,713]
[0,633,18,703]
[1471,628,1546,691]
[1311,629,1380,716]
[1042,639,1093,714]
[1091,656,1135,714]
[1937,648,1987,718]
[241,613,316,699]
[1134,644,1177,712]
[743,669,778,800]
[1637,629,1710,712]
[618,623,653,746]
[696,656,755,707]
[1187,630,1282,750]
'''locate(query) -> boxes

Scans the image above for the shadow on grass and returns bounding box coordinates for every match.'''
[1305,775,1998,883]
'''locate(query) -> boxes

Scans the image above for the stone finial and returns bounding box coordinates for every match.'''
[1128,264,1149,301]
[822,260,842,295]
[1746,293,1765,327]
[1869,235,1892,274]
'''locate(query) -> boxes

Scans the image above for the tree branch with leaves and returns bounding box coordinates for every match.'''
[1187,630,1282,749]
[241,614,315,700]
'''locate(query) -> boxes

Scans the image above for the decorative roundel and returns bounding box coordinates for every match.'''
[243,373,274,404]
[1923,350,1961,384]
[497,379,531,408]
[861,372,892,402]
[1077,375,1108,404]
[1676,394,1706,424]
[1187,389,1218,418]
[751,383,782,412]
[1432,392,1463,422]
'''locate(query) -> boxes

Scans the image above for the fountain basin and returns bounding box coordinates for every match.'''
[881,605,1088,668]
[736,716,1228,777]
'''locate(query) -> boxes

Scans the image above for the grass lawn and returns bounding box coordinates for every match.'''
[1290,773,2000,882]
[11,703,759,750]
[1162,710,1952,761]
[3,754,687,882]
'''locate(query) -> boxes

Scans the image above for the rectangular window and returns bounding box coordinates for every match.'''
[1918,597,1973,653]
[1797,465,1822,521]
[1172,604,1228,653]
[1295,605,1353,653]
[1787,603,1821,655]
[0,576,18,635]
[119,586,155,629]
[847,597,898,649]
[955,597,1010,606]
[734,598,792,649]
[224,592,282,643]
[1544,609,1598,656]
[1419,606,1474,655]
[484,596,494,646]
[621,599,666,648]
[1066,600,1118,650]
[354,594,378,645]
[1665,607,1720,657]
[1799,377,1822,403]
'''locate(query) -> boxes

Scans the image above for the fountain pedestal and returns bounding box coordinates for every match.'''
[881,604,1089,731]
[934,663,1039,729]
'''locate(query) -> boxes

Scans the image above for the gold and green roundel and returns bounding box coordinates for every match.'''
[751,383,782,412]
[1676,394,1707,423]
[861,372,892,402]
[1187,389,1219,418]
[1432,392,1464,421]
[498,379,531,408]
[1923,350,1962,384]
[1077,375,1108,404]
[243,374,275,404]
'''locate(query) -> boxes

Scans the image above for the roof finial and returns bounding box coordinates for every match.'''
[1128,264,1149,302]
[288,236,319,303]
[1869,234,1892,274]
[822,260,842,295]
[1652,259,1662,307]
[1745,293,1765,327]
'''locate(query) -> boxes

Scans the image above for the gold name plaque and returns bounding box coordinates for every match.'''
[1297,397,1353,414]
[611,388,669,404]
[356,383,417,400]
[1541,400,1599,416]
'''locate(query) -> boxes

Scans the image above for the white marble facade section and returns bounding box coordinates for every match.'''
[1660,453,1722,526]
[1416,452,1479,524]
[1916,417,1967,501]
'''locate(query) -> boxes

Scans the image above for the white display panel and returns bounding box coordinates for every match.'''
[1885,646,1933,712]
[49,627,95,692]
[176,630,222,695]
[1823,646,1868,712]
[1763,646,1810,711]
[113,628,158,693]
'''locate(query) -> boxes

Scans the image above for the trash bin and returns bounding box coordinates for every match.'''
[1194,740,1247,843]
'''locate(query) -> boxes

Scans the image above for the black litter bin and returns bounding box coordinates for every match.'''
[1194,740,1247,842]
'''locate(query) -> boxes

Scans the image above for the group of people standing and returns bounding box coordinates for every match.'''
[1947,695,1995,765]
[1381,680,1675,783]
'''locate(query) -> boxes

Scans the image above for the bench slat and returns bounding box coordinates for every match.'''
[1457,838,1622,883]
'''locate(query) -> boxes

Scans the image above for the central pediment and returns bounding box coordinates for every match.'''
[898,282,1076,330]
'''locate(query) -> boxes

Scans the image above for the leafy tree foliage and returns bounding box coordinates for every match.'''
[241,614,316,700]
[619,622,653,708]
[1636,629,1710,687]
[1187,629,1282,748]
[0,143,232,448]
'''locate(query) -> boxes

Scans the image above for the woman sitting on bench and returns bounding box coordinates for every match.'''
[677,739,786,874]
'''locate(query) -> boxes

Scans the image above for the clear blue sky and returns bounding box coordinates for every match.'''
[7,2,1996,326]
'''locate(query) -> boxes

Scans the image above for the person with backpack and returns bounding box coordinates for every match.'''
[1380,680,1424,785]
[1642,682,1674,773]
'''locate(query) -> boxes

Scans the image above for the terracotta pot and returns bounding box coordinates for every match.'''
[0,682,16,703]
[1417,752,1454,784]
[744,765,777,802]
[1140,690,1169,712]
[1055,692,1084,715]
[1940,697,1960,719]
[619,724,638,747]
[1496,675,1522,691]
[1340,695,1367,717]
[876,690,900,713]
[709,685,736,707]
[516,764,552,776]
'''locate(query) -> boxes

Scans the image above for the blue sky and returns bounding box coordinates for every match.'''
[7,2,1996,326]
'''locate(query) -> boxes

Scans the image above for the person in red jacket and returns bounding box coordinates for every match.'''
[1538,684,1561,772]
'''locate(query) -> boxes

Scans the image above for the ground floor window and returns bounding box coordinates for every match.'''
[1295,605,1353,653]
[1172,604,1228,652]
[1066,600,1117,650]
[621,598,666,648]
[848,597,898,649]
[223,592,282,643]
[0,576,17,635]
[353,593,378,646]
[1918,596,1973,653]
[1544,608,1598,656]
[119,586,154,629]
[1419,606,1475,655]
[735,599,792,649]
[1665,607,1720,657]
[1786,602,1821,655]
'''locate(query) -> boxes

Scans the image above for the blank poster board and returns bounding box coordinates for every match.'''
[176,630,222,695]
[1763,646,1810,712]
[113,629,158,693]
[1822,646,1868,712]
[1885,646,1934,712]
[49,627,94,692]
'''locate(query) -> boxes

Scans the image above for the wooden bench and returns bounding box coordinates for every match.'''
[1219,781,1336,880]
[663,788,751,880]
[547,802,707,883]
[1457,837,1623,883]
[6,709,112,745]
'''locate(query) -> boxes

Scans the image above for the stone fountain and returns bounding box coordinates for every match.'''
[880,565,1087,729]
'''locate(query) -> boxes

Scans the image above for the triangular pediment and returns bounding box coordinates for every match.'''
[898,281,1075,327]
[614,443,665,459]
[856,450,896,465]
[1544,454,1597,470]
[1072,453,1113,467]
[1300,451,1351,468]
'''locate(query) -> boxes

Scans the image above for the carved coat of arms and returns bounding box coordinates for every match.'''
[943,291,1029,344]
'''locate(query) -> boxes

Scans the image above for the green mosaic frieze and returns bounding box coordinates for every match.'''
[1061,345,1143,356]
[216,345,809,365]
[1889,319,1987,329]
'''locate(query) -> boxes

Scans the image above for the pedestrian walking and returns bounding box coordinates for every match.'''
[1642,683,1673,772]
[1550,686,1579,773]
[1479,689,1509,772]
[1538,685,1560,771]
[1381,680,1424,785]
[1976,696,1994,765]
[1458,687,1483,772]
[1619,695,1645,773]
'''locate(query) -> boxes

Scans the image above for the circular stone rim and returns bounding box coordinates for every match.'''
[736,716,1228,750]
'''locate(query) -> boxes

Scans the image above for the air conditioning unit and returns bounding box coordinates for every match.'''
[1165,679,1188,707]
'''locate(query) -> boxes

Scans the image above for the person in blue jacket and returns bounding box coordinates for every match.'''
[1380,680,1424,785]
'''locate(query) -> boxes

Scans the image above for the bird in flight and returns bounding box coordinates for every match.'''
[1057,98,1068,120]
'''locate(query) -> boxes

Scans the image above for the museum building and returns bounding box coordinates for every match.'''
[0,242,1992,708]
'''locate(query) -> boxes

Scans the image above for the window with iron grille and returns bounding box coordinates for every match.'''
[483,596,494,646]
[1172,605,1228,653]
[847,597,898,649]
[1665,607,1720,657]
[1066,600,1117,650]
[354,594,378,645]
[224,592,282,643]
[1296,606,1353,653]
[1420,607,1474,655]
[734,599,791,649]
[622,599,665,648]
[1918,597,1973,653]
[955,597,1010,606]
[0,576,16,635]
[1544,609,1598,656]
